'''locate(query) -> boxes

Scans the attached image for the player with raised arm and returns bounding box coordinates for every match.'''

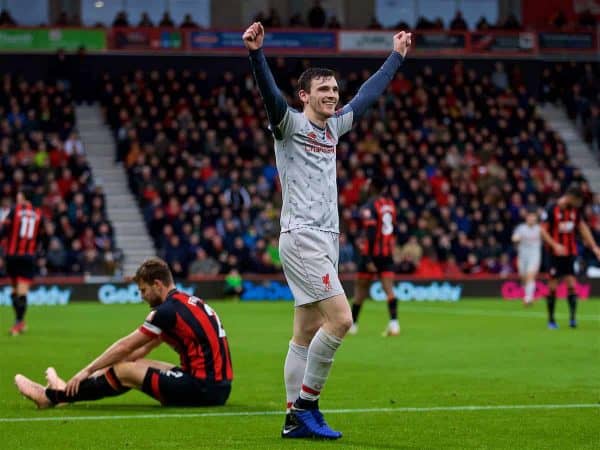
[512,207,565,306]
[1,191,43,336]
[350,177,400,336]
[243,22,411,439]
[542,184,600,329]
[15,257,232,408]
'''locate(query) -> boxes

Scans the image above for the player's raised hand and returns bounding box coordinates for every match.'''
[65,368,91,397]
[242,22,265,51]
[393,31,412,57]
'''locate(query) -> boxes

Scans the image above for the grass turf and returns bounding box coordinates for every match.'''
[1,299,599,449]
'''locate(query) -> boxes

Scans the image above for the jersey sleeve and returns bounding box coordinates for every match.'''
[139,305,175,338]
[342,51,404,122]
[329,105,354,138]
[512,224,523,240]
[272,108,302,140]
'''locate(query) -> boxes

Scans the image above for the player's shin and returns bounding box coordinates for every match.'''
[45,367,130,404]
[284,342,308,411]
[567,289,577,325]
[524,280,536,303]
[295,329,342,409]
[546,291,557,324]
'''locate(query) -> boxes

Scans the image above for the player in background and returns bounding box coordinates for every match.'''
[542,184,600,329]
[1,191,43,336]
[244,22,410,439]
[350,177,400,336]
[512,207,566,306]
[15,257,233,408]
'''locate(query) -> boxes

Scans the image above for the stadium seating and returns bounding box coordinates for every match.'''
[540,61,600,154]
[100,61,596,277]
[0,75,120,276]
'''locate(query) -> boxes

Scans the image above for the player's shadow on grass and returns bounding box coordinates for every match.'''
[68,403,248,413]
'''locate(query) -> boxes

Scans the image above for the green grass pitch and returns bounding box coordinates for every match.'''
[1,299,599,449]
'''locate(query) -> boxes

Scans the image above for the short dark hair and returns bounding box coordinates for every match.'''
[566,183,584,200]
[298,67,335,94]
[133,257,173,286]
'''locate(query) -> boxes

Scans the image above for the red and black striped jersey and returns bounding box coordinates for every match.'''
[139,290,233,384]
[543,202,581,256]
[360,196,396,258]
[1,203,42,257]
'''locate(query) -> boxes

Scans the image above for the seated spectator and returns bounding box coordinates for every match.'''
[64,132,84,156]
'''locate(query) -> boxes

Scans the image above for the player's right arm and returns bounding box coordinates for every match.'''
[244,22,289,138]
[540,226,566,256]
[511,225,521,243]
[65,329,155,396]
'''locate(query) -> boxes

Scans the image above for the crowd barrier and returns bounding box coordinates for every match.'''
[0,275,597,305]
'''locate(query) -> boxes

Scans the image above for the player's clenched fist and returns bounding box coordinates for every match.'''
[242,22,265,51]
[393,31,412,57]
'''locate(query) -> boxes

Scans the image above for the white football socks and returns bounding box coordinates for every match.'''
[284,341,307,410]
[299,328,342,402]
[525,280,536,302]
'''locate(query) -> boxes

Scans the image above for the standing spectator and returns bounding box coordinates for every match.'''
[138,12,154,27]
[180,14,199,28]
[159,12,175,27]
[449,11,468,30]
[112,11,129,27]
[307,0,326,28]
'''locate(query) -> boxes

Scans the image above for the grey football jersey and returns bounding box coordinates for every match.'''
[513,223,542,255]
[273,107,353,233]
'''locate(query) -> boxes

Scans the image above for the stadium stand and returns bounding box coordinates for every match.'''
[540,61,600,154]
[100,60,598,278]
[0,75,121,277]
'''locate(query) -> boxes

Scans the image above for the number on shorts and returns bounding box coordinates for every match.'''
[164,370,184,378]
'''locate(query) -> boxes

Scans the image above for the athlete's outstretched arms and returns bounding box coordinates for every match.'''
[341,31,412,119]
[243,22,287,129]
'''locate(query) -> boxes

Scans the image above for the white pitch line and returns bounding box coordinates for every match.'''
[0,403,598,423]
[397,306,600,322]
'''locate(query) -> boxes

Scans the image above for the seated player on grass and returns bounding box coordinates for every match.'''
[15,257,233,408]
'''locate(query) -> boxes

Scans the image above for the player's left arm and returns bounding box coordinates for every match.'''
[65,329,155,396]
[125,337,161,361]
[337,31,411,125]
[578,221,600,259]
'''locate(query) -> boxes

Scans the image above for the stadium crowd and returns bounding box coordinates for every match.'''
[100,58,600,279]
[0,75,120,277]
[540,61,600,155]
